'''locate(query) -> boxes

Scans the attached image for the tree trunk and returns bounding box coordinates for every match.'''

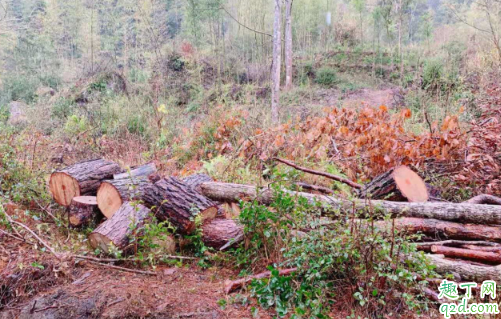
[113,162,157,180]
[358,166,428,202]
[430,245,501,264]
[182,173,213,193]
[201,218,243,250]
[49,159,122,206]
[69,196,101,227]
[96,176,152,219]
[271,0,282,123]
[143,177,218,234]
[199,182,501,225]
[427,254,501,282]
[375,217,501,242]
[284,0,293,90]
[465,194,501,205]
[88,202,150,253]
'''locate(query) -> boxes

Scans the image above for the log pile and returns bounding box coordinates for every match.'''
[48,158,501,285]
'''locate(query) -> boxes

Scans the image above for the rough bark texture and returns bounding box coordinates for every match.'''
[97,176,152,218]
[199,182,501,225]
[113,162,157,180]
[201,218,243,250]
[88,202,150,253]
[427,254,501,282]
[465,194,501,205]
[225,268,298,294]
[182,174,213,193]
[284,0,294,90]
[271,0,282,123]
[69,196,100,227]
[49,159,121,206]
[143,177,218,234]
[375,217,501,242]
[295,182,335,195]
[416,240,501,251]
[358,166,428,202]
[430,245,501,264]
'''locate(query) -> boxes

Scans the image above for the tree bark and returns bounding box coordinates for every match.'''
[201,218,244,250]
[430,245,501,264]
[375,217,501,242]
[96,176,152,218]
[88,202,150,253]
[271,0,282,123]
[465,194,501,205]
[427,254,501,282]
[225,268,298,294]
[69,196,100,227]
[284,0,293,90]
[182,173,213,193]
[49,159,121,206]
[113,162,157,180]
[199,182,501,225]
[143,177,218,234]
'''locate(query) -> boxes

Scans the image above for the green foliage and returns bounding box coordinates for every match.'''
[315,67,338,87]
[135,215,176,267]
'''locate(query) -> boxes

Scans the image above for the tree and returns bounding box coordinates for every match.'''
[284,0,293,90]
[271,0,282,123]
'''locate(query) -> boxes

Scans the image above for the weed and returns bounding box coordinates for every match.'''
[315,67,338,87]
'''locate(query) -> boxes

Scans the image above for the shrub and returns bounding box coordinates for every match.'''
[315,67,337,87]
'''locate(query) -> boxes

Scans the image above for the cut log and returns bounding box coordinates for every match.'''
[465,194,501,205]
[69,196,100,227]
[461,245,501,252]
[201,219,244,250]
[430,246,501,264]
[415,240,501,252]
[88,202,150,253]
[143,177,218,234]
[358,166,428,202]
[113,162,157,180]
[375,218,501,242]
[428,254,501,282]
[224,268,298,294]
[182,174,213,193]
[49,159,121,206]
[199,182,501,225]
[96,176,152,219]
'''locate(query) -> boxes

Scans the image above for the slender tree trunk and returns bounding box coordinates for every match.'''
[284,0,293,90]
[271,0,282,123]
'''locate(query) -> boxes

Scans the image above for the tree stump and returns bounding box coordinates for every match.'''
[182,173,213,193]
[201,219,244,250]
[143,177,218,234]
[49,159,121,206]
[69,196,100,227]
[113,162,157,180]
[358,166,429,202]
[88,202,150,253]
[96,176,152,219]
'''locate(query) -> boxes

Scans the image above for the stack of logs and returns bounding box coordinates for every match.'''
[48,158,501,285]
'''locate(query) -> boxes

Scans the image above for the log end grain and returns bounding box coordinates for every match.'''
[49,172,80,206]
[96,182,123,219]
[392,166,429,202]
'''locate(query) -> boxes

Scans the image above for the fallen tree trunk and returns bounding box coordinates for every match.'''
[201,218,243,250]
[430,246,501,264]
[461,245,501,252]
[182,174,213,193]
[427,254,501,282]
[49,159,122,206]
[358,166,428,202]
[415,240,501,252]
[96,176,152,218]
[113,162,157,180]
[143,177,218,234]
[199,182,501,225]
[88,202,150,253]
[225,268,298,294]
[465,194,501,205]
[69,196,100,227]
[375,218,501,242]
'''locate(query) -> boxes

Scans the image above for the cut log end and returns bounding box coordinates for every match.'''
[392,166,428,202]
[49,172,80,206]
[97,182,123,219]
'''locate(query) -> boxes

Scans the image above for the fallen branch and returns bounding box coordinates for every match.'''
[295,182,335,195]
[85,260,157,275]
[274,158,362,189]
[225,268,298,294]
[200,182,501,225]
[430,245,501,264]
[415,240,501,251]
[465,194,501,205]
[73,254,197,263]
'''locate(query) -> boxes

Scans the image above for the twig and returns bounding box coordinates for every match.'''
[294,182,335,195]
[73,254,197,263]
[274,158,362,189]
[0,228,25,242]
[85,260,157,275]
[220,6,272,38]
[10,219,61,259]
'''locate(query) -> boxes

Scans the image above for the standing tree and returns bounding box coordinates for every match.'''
[271,0,282,123]
[284,0,293,91]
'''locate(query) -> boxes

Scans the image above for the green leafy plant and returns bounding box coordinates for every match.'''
[315,67,338,87]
